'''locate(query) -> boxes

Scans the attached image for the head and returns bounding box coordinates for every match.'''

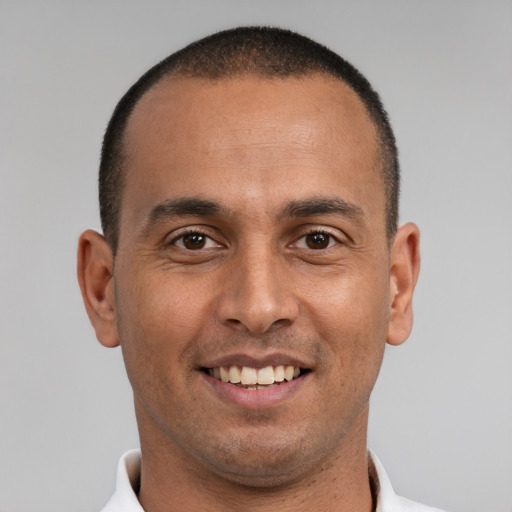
[78,27,419,493]
[99,26,400,256]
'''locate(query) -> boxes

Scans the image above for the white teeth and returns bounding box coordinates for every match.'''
[241,367,258,385]
[274,365,285,382]
[220,367,230,383]
[228,365,241,383]
[210,364,303,386]
[257,366,274,385]
[284,365,295,381]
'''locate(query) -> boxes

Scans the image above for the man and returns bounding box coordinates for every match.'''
[77,26,442,511]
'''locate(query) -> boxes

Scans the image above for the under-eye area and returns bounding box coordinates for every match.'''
[202,365,310,389]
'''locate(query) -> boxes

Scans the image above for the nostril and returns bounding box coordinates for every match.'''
[271,318,292,328]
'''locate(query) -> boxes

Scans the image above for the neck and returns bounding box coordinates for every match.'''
[136,408,374,512]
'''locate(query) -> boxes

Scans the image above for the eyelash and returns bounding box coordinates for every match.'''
[168,228,343,251]
[169,229,221,250]
[293,229,341,250]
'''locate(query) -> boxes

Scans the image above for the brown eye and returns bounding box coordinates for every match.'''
[171,230,222,251]
[182,233,206,250]
[305,232,331,249]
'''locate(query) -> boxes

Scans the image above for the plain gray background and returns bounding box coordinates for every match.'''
[1,1,511,511]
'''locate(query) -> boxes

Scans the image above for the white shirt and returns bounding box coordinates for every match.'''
[101,449,447,512]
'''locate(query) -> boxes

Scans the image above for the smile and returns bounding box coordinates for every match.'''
[206,365,306,389]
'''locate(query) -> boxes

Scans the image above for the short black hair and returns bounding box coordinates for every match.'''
[99,26,399,254]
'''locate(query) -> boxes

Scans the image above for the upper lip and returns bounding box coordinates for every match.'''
[199,351,315,370]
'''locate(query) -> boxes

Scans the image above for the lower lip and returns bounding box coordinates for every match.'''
[201,371,309,409]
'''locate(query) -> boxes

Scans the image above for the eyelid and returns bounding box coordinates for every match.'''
[166,226,224,249]
[290,226,347,248]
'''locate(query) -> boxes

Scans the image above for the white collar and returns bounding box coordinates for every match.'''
[100,449,446,512]
[101,449,144,512]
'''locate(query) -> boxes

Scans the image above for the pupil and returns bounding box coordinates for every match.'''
[306,233,329,249]
[184,233,206,250]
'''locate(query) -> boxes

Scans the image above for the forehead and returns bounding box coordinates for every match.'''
[125,73,377,159]
[121,74,383,231]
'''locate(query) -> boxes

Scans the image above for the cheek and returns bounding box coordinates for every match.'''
[302,263,390,373]
[119,270,212,334]
[304,261,390,330]
[114,272,213,385]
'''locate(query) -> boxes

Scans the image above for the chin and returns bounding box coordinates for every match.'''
[195,428,331,488]
[210,455,310,489]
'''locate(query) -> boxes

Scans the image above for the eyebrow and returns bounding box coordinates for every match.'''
[282,197,364,220]
[150,197,224,218]
[142,195,364,235]
[143,197,225,231]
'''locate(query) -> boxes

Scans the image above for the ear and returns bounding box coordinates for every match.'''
[387,222,421,346]
[77,230,120,348]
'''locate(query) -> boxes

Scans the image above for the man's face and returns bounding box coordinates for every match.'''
[114,74,393,484]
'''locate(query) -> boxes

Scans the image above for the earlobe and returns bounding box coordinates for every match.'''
[77,230,120,348]
[386,222,421,346]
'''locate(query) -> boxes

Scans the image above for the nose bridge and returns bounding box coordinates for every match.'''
[217,238,298,333]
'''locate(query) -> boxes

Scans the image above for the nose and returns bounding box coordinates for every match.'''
[216,246,299,334]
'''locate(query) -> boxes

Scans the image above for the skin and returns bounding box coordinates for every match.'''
[78,74,420,512]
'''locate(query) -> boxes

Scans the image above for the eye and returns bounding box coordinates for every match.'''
[296,231,338,250]
[172,232,221,250]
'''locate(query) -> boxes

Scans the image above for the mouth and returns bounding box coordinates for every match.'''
[202,365,309,390]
